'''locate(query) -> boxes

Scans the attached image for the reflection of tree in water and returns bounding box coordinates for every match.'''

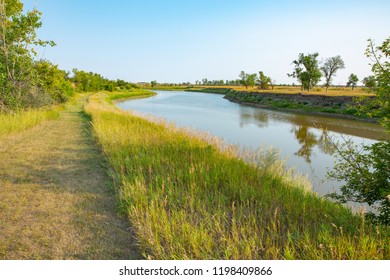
[292,126,318,163]
[317,131,336,155]
[239,109,269,128]
[292,125,335,163]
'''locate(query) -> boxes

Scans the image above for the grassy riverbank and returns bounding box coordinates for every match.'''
[186,87,378,121]
[85,91,389,260]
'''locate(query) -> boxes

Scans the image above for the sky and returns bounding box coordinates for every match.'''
[23,0,390,85]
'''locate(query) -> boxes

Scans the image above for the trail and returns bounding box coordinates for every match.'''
[0,96,140,259]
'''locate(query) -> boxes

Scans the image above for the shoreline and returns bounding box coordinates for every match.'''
[185,88,379,123]
[223,94,379,123]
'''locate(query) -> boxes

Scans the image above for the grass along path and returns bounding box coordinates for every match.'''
[0,95,139,259]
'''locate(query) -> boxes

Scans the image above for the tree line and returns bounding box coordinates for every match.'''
[0,0,137,112]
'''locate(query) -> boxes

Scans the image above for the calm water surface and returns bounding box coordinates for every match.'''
[117,90,385,197]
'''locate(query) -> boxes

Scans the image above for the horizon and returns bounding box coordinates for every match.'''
[24,0,390,85]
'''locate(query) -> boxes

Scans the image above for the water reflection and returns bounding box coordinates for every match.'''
[239,110,269,128]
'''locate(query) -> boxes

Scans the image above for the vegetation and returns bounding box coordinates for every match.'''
[239,71,257,89]
[328,37,390,225]
[258,71,272,90]
[83,90,390,259]
[0,0,60,111]
[0,107,59,139]
[362,75,377,89]
[347,73,359,90]
[0,94,137,259]
[321,56,345,93]
[288,53,322,92]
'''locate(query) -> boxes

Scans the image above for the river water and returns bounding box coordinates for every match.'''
[117,90,385,197]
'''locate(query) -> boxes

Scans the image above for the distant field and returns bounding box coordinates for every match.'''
[144,85,373,97]
[190,85,373,97]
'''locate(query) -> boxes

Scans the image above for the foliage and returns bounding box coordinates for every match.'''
[239,71,257,89]
[258,71,272,90]
[288,53,322,92]
[364,37,390,130]
[34,60,74,103]
[346,73,359,90]
[328,140,390,225]
[328,37,390,225]
[321,56,345,92]
[150,80,157,87]
[362,75,377,89]
[0,0,55,111]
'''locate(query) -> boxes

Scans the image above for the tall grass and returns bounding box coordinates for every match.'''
[0,108,60,139]
[85,91,389,260]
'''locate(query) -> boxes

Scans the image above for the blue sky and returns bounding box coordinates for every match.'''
[24,0,390,84]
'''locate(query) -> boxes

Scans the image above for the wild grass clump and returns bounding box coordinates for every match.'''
[0,108,59,139]
[84,91,389,259]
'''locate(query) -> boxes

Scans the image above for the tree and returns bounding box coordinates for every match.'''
[321,56,345,93]
[239,71,257,89]
[362,75,377,89]
[346,73,359,90]
[288,53,322,92]
[327,37,390,225]
[34,60,73,103]
[151,80,157,87]
[0,0,54,111]
[258,71,272,90]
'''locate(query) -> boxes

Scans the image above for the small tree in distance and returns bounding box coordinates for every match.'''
[239,71,257,89]
[346,73,359,90]
[288,53,322,92]
[258,71,272,90]
[362,75,377,89]
[321,56,345,93]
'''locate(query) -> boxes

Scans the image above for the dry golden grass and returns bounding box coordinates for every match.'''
[195,85,373,96]
[0,94,139,259]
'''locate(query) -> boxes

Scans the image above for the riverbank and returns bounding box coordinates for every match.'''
[0,94,140,259]
[186,87,379,122]
[85,91,389,260]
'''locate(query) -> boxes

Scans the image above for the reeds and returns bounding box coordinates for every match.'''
[84,91,389,259]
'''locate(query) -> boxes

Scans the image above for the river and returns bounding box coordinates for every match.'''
[116,90,385,197]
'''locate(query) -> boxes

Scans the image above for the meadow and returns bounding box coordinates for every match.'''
[84,90,389,259]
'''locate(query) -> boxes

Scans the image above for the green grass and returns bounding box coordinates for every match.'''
[0,108,60,139]
[84,91,390,260]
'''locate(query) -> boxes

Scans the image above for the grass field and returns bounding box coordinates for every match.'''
[188,85,373,96]
[84,91,389,260]
[0,108,60,139]
[142,85,373,97]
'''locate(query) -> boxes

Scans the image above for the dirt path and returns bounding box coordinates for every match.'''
[0,96,140,259]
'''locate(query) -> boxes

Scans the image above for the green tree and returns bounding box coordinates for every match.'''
[362,75,377,89]
[328,37,390,225]
[151,80,157,88]
[0,0,54,111]
[71,69,108,92]
[34,60,74,103]
[346,73,359,90]
[321,56,345,93]
[258,71,271,90]
[239,71,257,89]
[288,53,322,92]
